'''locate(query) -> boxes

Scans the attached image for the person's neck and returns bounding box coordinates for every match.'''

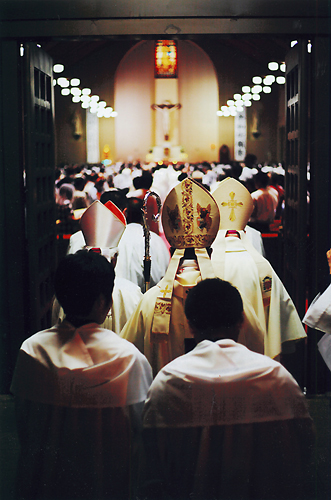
[65,315,96,328]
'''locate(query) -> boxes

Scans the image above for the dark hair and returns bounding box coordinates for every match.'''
[126,197,143,224]
[244,154,257,168]
[73,176,87,192]
[134,171,153,190]
[254,170,269,189]
[59,183,74,201]
[230,161,243,180]
[178,172,188,182]
[54,250,115,317]
[185,278,243,341]
[100,189,128,212]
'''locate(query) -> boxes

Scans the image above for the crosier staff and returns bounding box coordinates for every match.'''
[142,191,162,292]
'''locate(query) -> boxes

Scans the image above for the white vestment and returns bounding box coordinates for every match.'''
[11,322,152,500]
[141,340,314,500]
[211,231,307,358]
[121,260,265,375]
[303,283,331,372]
[52,276,142,335]
[115,223,170,292]
[303,283,331,334]
[243,224,265,256]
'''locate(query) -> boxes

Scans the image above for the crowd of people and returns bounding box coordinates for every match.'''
[11,154,321,500]
[55,155,285,238]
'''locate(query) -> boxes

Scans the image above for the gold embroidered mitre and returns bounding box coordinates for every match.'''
[162,178,220,248]
[212,177,253,230]
[151,179,219,345]
[80,199,126,249]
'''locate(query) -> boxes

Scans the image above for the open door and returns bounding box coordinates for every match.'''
[23,43,57,335]
[283,39,310,318]
[282,40,310,389]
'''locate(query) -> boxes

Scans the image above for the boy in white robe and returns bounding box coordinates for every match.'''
[141,278,314,500]
[11,251,152,500]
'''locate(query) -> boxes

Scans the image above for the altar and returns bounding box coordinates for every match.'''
[146,143,188,163]
[146,41,188,164]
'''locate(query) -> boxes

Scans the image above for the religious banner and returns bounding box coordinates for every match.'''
[234,107,247,162]
[155,40,178,78]
[86,108,100,163]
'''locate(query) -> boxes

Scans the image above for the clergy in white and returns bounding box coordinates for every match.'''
[121,178,265,376]
[211,177,307,359]
[68,197,171,293]
[57,198,143,333]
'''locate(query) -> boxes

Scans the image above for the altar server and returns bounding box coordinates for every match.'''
[11,251,152,500]
[141,278,314,500]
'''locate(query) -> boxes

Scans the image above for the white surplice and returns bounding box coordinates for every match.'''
[11,322,152,500]
[303,283,331,334]
[303,283,331,372]
[141,340,314,500]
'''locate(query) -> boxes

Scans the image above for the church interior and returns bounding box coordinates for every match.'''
[1,1,331,499]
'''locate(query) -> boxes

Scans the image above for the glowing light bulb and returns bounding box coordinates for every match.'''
[70,78,80,87]
[53,64,64,73]
[268,62,279,71]
[252,76,262,84]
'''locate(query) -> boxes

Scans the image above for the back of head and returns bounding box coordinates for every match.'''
[254,170,269,189]
[54,250,115,317]
[185,278,243,342]
[140,171,153,190]
[230,161,243,180]
[244,153,257,168]
[73,176,87,192]
[126,197,143,224]
[100,189,128,212]
[58,183,74,201]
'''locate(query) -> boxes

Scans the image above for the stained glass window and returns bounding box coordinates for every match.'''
[155,40,178,78]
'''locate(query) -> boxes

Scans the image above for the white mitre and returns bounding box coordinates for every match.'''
[211,177,272,309]
[212,177,253,231]
[80,199,127,259]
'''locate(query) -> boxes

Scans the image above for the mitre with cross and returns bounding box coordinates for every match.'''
[212,177,254,231]
[151,178,220,342]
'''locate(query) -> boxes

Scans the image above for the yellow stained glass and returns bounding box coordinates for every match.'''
[155,40,178,78]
